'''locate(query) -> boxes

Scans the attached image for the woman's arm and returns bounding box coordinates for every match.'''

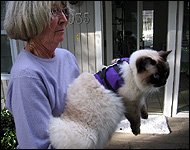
[6,76,54,149]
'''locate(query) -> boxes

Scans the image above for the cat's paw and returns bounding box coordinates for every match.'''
[131,125,140,135]
[141,111,148,119]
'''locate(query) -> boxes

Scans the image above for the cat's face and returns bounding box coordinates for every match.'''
[130,49,171,91]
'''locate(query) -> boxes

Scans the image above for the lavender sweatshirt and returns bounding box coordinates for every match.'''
[6,48,80,149]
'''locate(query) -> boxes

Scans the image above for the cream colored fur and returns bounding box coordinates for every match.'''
[49,72,125,149]
[48,49,170,149]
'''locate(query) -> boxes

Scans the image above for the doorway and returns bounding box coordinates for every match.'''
[106,1,169,113]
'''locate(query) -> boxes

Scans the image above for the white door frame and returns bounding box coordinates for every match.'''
[94,1,104,72]
[163,1,178,117]
[164,1,189,118]
[104,1,189,117]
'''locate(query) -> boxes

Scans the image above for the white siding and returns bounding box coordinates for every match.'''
[14,1,100,74]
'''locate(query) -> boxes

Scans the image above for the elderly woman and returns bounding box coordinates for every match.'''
[4,1,80,149]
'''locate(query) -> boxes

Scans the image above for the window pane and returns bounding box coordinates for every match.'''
[1,1,6,30]
[177,1,189,113]
[1,1,12,74]
[143,10,154,49]
[112,1,137,58]
[1,34,12,73]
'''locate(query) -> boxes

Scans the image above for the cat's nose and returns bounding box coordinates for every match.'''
[159,80,167,87]
[161,80,167,86]
[154,80,166,87]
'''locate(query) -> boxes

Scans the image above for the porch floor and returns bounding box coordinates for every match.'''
[103,117,189,149]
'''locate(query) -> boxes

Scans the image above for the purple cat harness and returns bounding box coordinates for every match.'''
[94,58,130,93]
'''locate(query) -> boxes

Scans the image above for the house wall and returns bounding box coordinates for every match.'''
[63,1,97,74]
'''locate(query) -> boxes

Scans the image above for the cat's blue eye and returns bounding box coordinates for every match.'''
[153,74,159,79]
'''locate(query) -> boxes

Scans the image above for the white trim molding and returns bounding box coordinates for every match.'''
[163,1,178,117]
[94,1,104,72]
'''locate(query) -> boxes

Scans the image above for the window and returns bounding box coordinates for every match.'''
[143,10,154,49]
[1,1,17,75]
[177,1,189,113]
[1,32,12,74]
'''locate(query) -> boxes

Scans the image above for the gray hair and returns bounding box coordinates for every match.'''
[4,1,70,41]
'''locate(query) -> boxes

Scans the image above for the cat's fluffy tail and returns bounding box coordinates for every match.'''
[48,116,96,149]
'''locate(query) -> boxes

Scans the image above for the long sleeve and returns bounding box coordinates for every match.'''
[6,76,54,149]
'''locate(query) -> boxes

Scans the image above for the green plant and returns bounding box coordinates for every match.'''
[1,103,17,149]
[186,30,189,35]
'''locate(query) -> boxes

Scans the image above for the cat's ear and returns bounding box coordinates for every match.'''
[158,50,172,61]
[136,57,156,73]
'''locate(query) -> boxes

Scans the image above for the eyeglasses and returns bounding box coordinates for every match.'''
[51,6,69,18]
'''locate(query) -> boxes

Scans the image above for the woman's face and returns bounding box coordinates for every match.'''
[38,4,68,45]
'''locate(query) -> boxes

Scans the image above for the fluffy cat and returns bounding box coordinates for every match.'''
[48,49,171,149]
[118,49,171,135]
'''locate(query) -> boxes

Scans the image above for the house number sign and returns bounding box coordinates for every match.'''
[69,12,90,24]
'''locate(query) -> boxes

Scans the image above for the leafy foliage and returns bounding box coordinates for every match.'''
[1,100,17,149]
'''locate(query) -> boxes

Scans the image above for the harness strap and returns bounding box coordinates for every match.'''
[105,65,121,92]
[113,65,123,79]
[96,67,116,92]
[94,64,123,93]
[94,57,129,93]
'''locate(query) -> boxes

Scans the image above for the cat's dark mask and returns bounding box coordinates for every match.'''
[136,50,171,87]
